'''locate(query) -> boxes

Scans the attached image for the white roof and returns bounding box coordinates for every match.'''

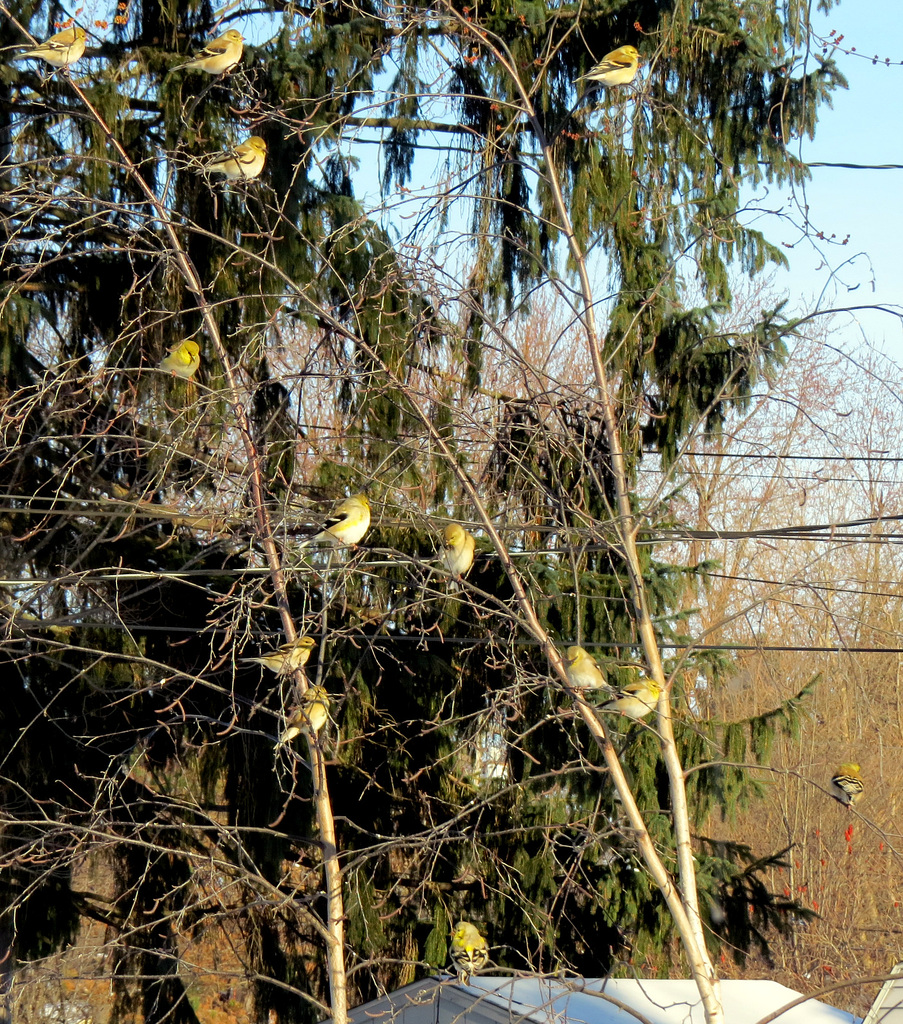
[862,962,903,1023]
[347,976,861,1024]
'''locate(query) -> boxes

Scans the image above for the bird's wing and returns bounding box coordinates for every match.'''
[199,37,231,56]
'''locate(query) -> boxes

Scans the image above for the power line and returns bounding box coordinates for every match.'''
[682,451,903,463]
[649,511,903,543]
[4,622,902,656]
[804,161,903,171]
[647,468,903,485]
[702,571,903,602]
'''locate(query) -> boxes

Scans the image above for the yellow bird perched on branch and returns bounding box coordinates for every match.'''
[172,29,243,75]
[242,635,316,676]
[575,44,640,91]
[602,671,661,720]
[830,763,864,808]
[201,136,267,181]
[14,26,87,68]
[441,523,475,578]
[564,645,609,691]
[309,493,371,547]
[276,686,331,746]
[159,340,201,379]
[450,920,489,985]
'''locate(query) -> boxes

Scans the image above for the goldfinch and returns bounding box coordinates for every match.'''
[564,645,608,691]
[449,920,489,985]
[311,493,371,547]
[830,764,864,808]
[441,523,475,577]
[173,29,243,75]
[201,136,267,181]
[159,340,201,379]
[276,685,330,746]
[576,44,640,90]
[242,635,316,676]
[602,671,661,720]
[15,26,87,68]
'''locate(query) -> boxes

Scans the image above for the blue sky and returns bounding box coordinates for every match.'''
[754,1,903,349]
[344,0,903,352]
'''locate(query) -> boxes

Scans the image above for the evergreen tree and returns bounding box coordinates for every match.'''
[0,0,843,1022]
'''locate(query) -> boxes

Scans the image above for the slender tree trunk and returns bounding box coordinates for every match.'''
[435,10,724,1020]
[63,74,350,1024]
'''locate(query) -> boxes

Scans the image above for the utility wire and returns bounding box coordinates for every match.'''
[5,622,902,656]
